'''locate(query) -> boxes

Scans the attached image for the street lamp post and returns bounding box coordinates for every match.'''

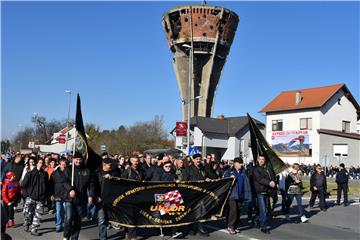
[65,90,71,152]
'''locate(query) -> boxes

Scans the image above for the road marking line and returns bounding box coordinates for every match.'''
[205,224,260,240]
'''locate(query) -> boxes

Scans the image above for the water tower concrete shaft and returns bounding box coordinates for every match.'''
[162,4,239,121]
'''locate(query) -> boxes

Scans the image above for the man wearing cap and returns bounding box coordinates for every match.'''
[182,153,210,236]
[94,158,122,240]
[63,152,95,240]
[336,163,349,206]
[223,157,251,234]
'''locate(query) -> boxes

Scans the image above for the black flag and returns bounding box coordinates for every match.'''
[74,94,102,171]
[247,113,286,175]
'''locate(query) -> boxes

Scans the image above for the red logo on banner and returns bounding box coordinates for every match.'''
[176,122,187,137]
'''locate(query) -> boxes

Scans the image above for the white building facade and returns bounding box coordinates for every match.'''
[261,84,360,166]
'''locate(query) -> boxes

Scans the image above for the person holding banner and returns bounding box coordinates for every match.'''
[253,155,276,234]
[63,152,95,240]
[182,153,210,236]
[94,158,122,240]
[121,156,143,240]
[151,160,184,239]
[223,157,251,235]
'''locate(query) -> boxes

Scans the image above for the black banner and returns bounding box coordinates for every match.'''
[247,113,286,175]
[102,177,235,228]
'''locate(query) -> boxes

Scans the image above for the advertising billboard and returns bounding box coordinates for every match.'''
[271,130,311,157]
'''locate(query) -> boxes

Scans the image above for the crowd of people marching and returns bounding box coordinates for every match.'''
[0,151,352,240]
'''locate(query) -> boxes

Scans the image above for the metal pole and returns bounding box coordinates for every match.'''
[71,125,77,186]
[65,90,71,152]
[187,6,194,155]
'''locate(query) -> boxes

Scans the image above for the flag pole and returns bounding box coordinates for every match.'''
[71,126,77,186]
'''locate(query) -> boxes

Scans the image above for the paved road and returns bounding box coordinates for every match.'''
[5,198,360,240]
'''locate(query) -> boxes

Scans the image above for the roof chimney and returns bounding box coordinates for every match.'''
[295,91,302,105]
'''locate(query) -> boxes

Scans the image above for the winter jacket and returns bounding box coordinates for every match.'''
[152,169,177,182]
[336,169,349,184]
[252,165,275,194]
[204,162,219,179]
[2,177,21,204]
[182,164,208,181]
[145,164,162,181]
[51,167,70,200]
[63,165,95,205]
[310,172,327,192]
[121,167,143,181]
[2,161,24,183]
[21,168,49,202]
[93,168,122,202]
[223,167,252,202]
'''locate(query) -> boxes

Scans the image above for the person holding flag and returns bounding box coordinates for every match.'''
[253,155,276,234]
[63,152,95,240]
[62,94,101,240]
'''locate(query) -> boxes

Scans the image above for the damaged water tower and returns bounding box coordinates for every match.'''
[162,4,239,121]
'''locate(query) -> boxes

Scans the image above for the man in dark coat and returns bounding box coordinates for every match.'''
[21,158,49,236]
[50,157,68,232]
[253,155,276,234]
[223,157,251,235]
[1,153,24,184]
[94,158,122,240]
[309,164,327,211]
[63,153,95,240]
[204,154,218,179]
[336,163,349,206]
[121,156,143,240]
[145,154,165,181]
[181,154,210,236]
[182,154,208,181]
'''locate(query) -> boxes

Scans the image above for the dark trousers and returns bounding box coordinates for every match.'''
[337,183,348,205]
[64,202,82,240]
[309,190,325,210]
[6,205,14,220]
[97,207,107,240]
[280,189,288,213]
[227,199,241,229]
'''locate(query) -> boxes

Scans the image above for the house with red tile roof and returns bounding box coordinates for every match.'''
[260,83,360,166]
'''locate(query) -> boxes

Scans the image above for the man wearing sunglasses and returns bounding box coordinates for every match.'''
[309,164,327,211]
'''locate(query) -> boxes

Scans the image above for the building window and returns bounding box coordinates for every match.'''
[272,120,283,131]
[300,118,312,130]
[342,121,350,133]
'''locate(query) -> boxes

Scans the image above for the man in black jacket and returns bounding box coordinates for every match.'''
[145,154,165,181]
[309,164,327,211]
[21,158,49,236]
[50,157,68,232]
[253,155,276,234]
[121,156,143,240]
[182,154,210,236]
[1,153,24,185]
[94,158,122,240]
[182,154,208,181]
[63,153,95,240]
[204,154,218,179]
[336,163,349,206]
